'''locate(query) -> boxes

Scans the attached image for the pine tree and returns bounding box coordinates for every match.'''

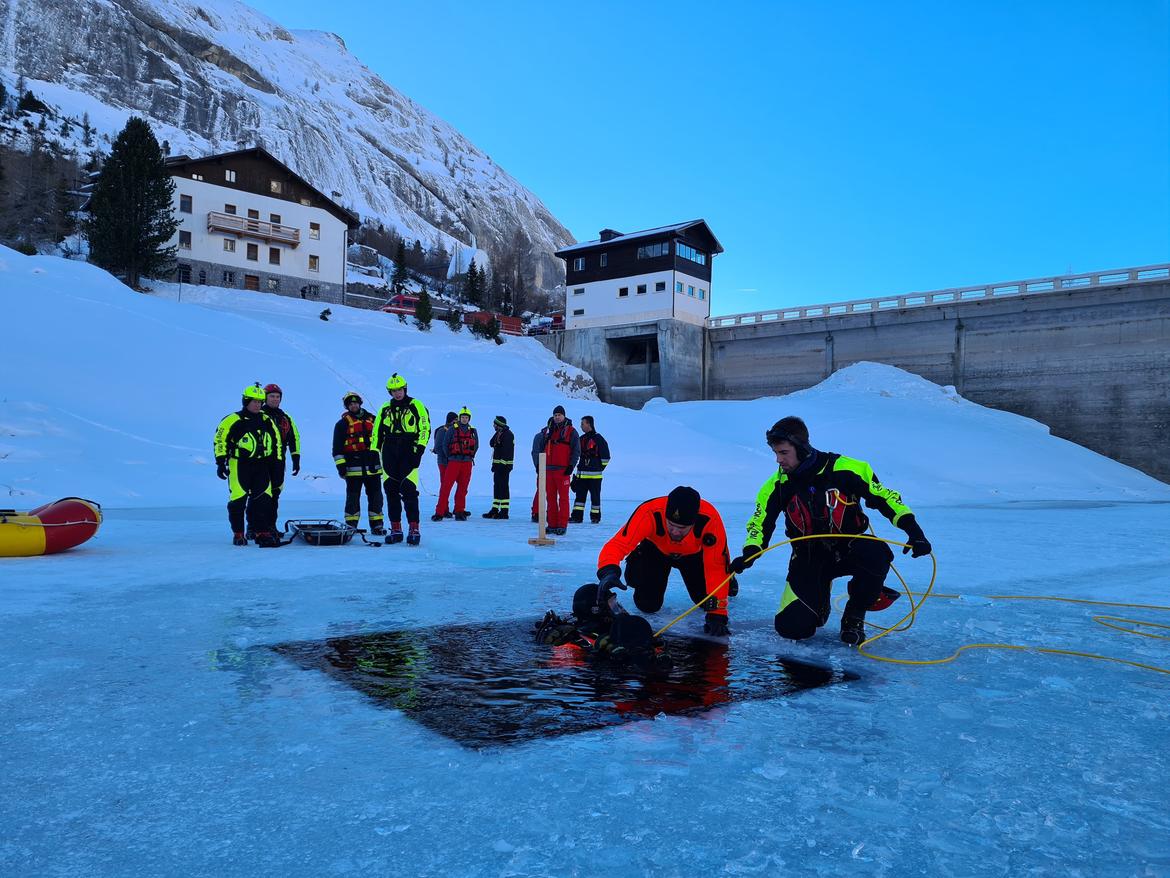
[393,238,409,291]
[411,238,425,270]
[445,305,463,333]
[0,81,8,111]
[85,116,178,289]
[465,258,482,307]
[414,288,433,331]
[81,112,93,147]
[52,175,77,244]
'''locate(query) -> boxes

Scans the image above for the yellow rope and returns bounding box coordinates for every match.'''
[651,532,1170,677]
[861,591,1170,674]
[652,533,930,638]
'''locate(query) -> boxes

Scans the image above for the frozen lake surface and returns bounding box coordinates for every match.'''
[3,500,1169,876]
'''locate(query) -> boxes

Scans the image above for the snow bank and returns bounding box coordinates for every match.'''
[2,246,1166,509]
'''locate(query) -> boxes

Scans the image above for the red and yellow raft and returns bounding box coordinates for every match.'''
[0,498,102,557]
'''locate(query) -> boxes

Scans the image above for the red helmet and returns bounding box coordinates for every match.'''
[263,383,283,396]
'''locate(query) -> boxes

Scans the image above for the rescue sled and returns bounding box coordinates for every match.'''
[0,497,103,557]
[282,519,358,546]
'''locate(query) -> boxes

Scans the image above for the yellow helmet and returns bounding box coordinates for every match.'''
[386,373,407,391]
[458,406,472,419]
[342,391,363,406]
[243,382,266,401]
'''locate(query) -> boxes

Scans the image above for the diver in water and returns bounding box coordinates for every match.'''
[534,583,670,666]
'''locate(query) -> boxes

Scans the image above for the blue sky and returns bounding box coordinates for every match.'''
[245,0,1169,315]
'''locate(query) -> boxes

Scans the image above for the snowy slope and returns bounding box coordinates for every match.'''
[0,0,573,286]
[3,248,1170,876]
[2,246,1168,510]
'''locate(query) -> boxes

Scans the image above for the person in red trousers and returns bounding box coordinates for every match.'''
[433,407,478,521]
[531,405,579,535]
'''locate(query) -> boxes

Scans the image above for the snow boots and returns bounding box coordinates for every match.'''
[569,512,583,524]
[370,525,386,537]
[387,523,404,544]
[232,532,248,546]
[482,508,498,519]
[254,531,282,548]
[454,511,469,521]
[840,614,867,647]
[430,513,444,522]
[406,523,421,546]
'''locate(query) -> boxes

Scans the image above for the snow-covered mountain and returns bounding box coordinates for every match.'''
[0,0,573,287]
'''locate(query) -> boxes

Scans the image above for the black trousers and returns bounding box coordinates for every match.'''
[774,538,894,640]
[625,540,711,614]
[382,450,421,524]
[491,468,511,510]
[268,456,286,521]
[571,478,602,522]
[344,474,384,527]
[228,458,275,534]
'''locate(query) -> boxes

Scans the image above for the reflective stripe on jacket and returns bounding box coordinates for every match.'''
[332,409,382,476]
[214,409,282,462]
[372,396,431,458]
[745,451,915,550]
[577,431,610,477]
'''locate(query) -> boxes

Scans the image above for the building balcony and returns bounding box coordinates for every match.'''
[207,211,301,247]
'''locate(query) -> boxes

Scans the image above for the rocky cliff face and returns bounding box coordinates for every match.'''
[0,0,573,288]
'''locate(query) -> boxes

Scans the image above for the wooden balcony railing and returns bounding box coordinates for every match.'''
[207,211,301,247]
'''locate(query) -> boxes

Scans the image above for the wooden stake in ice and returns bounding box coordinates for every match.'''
[528,452,555,546]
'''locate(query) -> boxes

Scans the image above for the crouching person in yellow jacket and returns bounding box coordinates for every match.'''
[731,416,932,646]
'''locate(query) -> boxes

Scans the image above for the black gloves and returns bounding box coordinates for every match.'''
[291,454,301,476]
[730,546,760,575]
[216,460,229,480]
[336,464,347,479]
[596,566,626,605]
[900,515,932,558]
[703,614,730,637]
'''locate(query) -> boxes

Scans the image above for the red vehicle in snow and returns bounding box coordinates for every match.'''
[380,293,420,316]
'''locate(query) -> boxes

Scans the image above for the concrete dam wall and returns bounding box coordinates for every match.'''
[705,278,1170,483]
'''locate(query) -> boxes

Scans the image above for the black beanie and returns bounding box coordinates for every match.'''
[445,411,457,424]
[553,404,566,416]
[493,415,507,427]
[665,486,701,526]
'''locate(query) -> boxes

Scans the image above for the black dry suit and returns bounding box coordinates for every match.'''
[332,406,384,529]
[533,584,668,665]
[744,449,928,640]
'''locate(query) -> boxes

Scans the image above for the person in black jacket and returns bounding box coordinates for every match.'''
[731,416,932,646]
[570,415,610,524]
[484,415,514,519]
[261,383,301,528]
[332,391,385,536]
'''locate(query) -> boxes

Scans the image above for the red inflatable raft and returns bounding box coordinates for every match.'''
[0,498,103,557]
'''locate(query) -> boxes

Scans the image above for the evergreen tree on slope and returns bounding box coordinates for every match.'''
[85,116,177,289]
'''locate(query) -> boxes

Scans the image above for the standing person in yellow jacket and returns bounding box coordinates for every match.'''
[332,391,385,536]
[731,416,932,646]
[371,372,431,545]
[213,383,283,547]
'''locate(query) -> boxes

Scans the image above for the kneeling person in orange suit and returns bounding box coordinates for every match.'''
[595,486,734,638]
